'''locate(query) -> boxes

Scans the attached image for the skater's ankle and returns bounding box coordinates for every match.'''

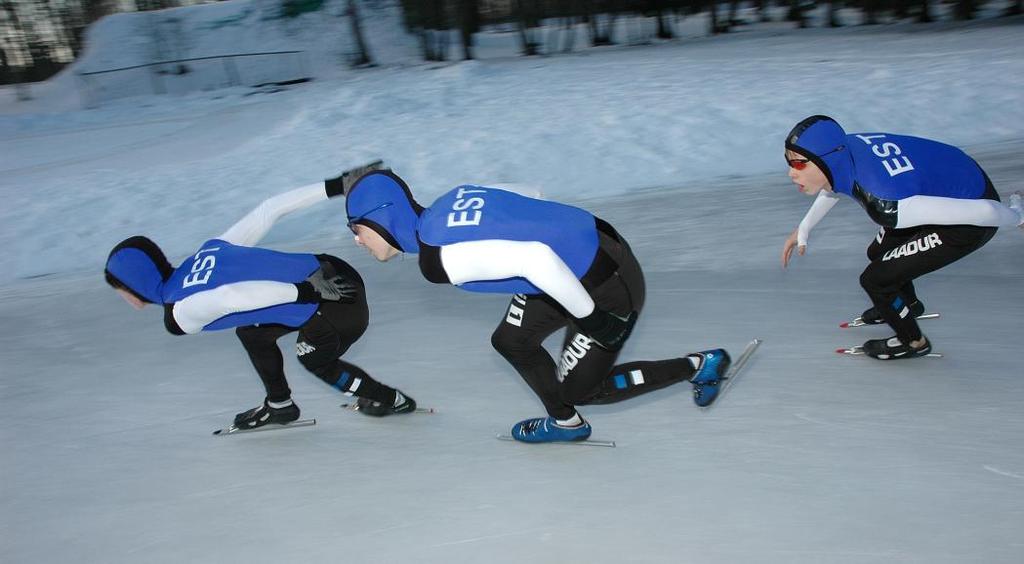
[555,413,583,427]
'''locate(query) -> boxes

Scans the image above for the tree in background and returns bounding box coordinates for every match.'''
[346,0,373,66]
[514,0,542,55]
[954,0,978,19]
[2,0,139,85]
[645,0,675,39]
[860,0,882,24]
[584,0,618,46]
[785,0,808,28]
[456,0,479,59]
[825,0,841,27]
[1,0,27,84]
[753,0,771,22]
[400,0,450,61]
[916,0,934,23]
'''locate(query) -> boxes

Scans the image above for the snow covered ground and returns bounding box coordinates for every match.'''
[1,3,1023,563]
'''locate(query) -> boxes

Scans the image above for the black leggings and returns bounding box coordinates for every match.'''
[860,223,996,342]
[235,256,398,405]
[490,227,695,420]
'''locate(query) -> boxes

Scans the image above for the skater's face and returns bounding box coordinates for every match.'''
[786,150,831,195]
[352,224,400,262]
[115,288,147,310]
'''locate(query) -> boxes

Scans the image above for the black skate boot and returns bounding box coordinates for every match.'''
[233,399,300,429]
[862,335,932,360]
[860,300,925,325]
[354,391,416,417]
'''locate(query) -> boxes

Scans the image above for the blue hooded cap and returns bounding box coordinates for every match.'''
[104,236,173,304]
[786,115,855,195]
[344,170,424,253]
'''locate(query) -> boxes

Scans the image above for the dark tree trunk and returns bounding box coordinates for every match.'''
[346,0,373,67]
[755,0,771,22]
[862,0,881,25]
[457,0,479,60]
[954,0,977,20]
[514,0,542,55]
[826,0,841,27]
[655,9,673,39]
[786,0,808,28]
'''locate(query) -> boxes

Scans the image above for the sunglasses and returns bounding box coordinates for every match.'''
[786,146,844,171]
[347,202,393,233]
[786,158,810,170]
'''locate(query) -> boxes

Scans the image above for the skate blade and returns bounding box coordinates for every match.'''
[340,403,436,414]
[836,346,943,358]
[841,312,940,328]
[496,434,616,448]
[212,418,316,436]
[699,338,762,411]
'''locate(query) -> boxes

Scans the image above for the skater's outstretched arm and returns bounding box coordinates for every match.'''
[217,183,332,247]
[216,162,380,246]
[783,190,840,268]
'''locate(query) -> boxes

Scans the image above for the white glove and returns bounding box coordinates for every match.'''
[1009,192,1024,227]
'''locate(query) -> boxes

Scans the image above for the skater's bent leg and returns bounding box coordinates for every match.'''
[492,294,574,420]
[297,301,398,405]
[236,324,294,403]
[576,358,696,405]
[304,356,399,405]
[860,224,997,343]
[860,265,924,344]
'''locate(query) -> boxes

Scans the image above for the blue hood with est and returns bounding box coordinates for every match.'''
[785,115,856,195]
[344,171,423,253]
[104,236,172,304]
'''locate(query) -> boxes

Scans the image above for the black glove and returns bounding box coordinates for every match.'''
[575,309,637,352]
[296,264,358,303]
[324,160,385,197]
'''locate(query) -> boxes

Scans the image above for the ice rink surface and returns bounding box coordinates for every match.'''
[2,143,1022,563]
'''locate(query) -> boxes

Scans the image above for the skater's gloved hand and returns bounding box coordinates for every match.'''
[576,308,637,352]
[781,228,806,268]
[1009,192,1024,229]
[296,264,358,303]
[324,160,385,197]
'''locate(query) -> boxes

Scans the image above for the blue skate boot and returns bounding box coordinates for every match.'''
[689,349,732,407]
[511,416,592,443]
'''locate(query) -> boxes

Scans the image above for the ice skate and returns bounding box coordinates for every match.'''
[857,300,925,326]
[689,349,732,407]
[353,391,417,416]
[510,416,592,443]
[233,399,300,429]
[862,335,933,360]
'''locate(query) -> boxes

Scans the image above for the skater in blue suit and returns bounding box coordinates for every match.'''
[104,165,417,431]
[780,115,1023,359]
[343,169,730,444]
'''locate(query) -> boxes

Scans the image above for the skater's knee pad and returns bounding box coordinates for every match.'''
[859,267,901,295]
[490,326,538,359]
[303,358,357,392]
[295,339,338,375]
